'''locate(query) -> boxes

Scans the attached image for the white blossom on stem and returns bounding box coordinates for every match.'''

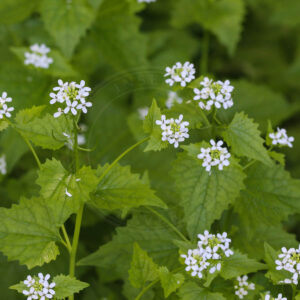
[165,62,196,87]
[165,91,183,109]
[234,275,255,299]
[275,245,300,285]
[264,293,287,300]
[181,230,233,280]
[22,273,55,300]
[156,114,189,148]
[269,128,294,148]
[49,80,92,118]
[197,140,231,173]
[0,91,14,119]
[193,77,234,110]
[24,44,53,69]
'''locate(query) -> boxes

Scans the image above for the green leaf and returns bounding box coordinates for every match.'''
[91,0,148,75]
[172,0,245,55]
[178,282,226,300]
[53,275,89,299]
[233,223,298,260]
[11,47,79,78]
[270,0,300,27]
[15,105,46,125]
[15,113,73,150]
[40,0,95,58]
[234,162,300,233]
[221,112,272,165]
[220,251,266,279]
[129,243,159,288]
[90,163,166,212]
[77,209,180,278]
[0,120,9,131]
[0,197,60,269]
[37,159,98,225]
[158,266,184,298]
[0,0,38,24]
[171,143,246,239]
[218,80,296,130]
[143,99,168,152]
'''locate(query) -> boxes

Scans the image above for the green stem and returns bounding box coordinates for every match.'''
[201,31,210,75]
[97,136,150,183]
[9,122,42,169]
[146,207,189,242]
[22,134,42,169]
[61,225,72,253]
[73,119,79,172]
[199,109,210,127]
[68,119,81,300]
[135,267,184,300]
[68,136,149,300]
[292,285,297,299]
[243,159,256,170]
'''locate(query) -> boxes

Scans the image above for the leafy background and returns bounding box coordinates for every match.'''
[1,0,300,299]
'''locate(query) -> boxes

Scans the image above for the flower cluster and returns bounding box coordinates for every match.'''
[264,293,287,300]
[24,44,53,69]
[0,91,14,119]
[165,62,196,87]
[181,231,234,279]
[197,140,231,173]
[50,80,92,118]
[234,275,255,299]
[193,77,234,110]
[0,155,7,175]
[269,128,294,148]
[156,114,189,148]
[275,246,300,285]
[138,107,149,120]
[22,273,55,300]
[165,91,183,109]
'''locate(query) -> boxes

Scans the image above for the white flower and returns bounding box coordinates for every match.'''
[182,231,233,280]
[264,293,287,300]
[24,44,53,69]
[138,107,149,120]
[269,128,294,148]
[138,0,156,2]
[197,140,230,173]
[50,80,92,118]
[0,155,7,175]
[193,77,234,110]
[65,189,72,197]
[22,273,55,300]
[234,275,255,299]
[165,62,196,87]
[276,245,300,285]
[0,91,14,119]
[156,114,189,148]
[165,91,183,109]
[64,99,78,115]
[0,91,12,105]
[235,287,247,299]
